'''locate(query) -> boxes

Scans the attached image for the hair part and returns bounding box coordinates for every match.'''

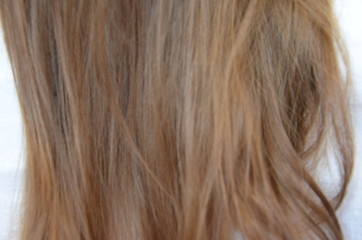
[0,0,353,239]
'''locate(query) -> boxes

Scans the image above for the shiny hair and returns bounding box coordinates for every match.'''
[0,0,353,239]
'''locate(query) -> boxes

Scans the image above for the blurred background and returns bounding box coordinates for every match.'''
[0,1,361,239]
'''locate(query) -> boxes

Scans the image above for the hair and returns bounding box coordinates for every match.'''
[0,0,354,239]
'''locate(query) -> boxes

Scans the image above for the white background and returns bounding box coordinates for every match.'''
[0,1,361,239]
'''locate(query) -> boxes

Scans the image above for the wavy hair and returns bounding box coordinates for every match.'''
[0,0,353,239]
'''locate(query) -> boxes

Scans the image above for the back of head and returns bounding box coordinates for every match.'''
[0,0,353,239]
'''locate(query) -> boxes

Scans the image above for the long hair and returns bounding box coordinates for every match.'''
[0,0,354,239]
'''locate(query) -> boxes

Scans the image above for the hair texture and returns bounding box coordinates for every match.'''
[0,0,354,239]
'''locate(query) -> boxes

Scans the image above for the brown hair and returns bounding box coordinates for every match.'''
[0,0,354,239]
